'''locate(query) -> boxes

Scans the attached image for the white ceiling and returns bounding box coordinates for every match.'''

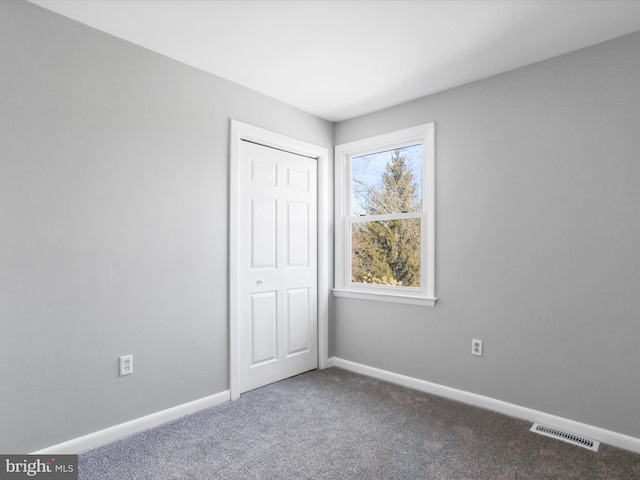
[29,0,640,122]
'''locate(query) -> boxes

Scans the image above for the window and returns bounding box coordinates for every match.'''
[334,124,436,306]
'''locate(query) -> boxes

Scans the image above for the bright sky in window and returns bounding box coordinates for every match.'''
[351,144,422,216]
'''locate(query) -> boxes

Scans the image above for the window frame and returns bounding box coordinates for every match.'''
[333,123,436,306]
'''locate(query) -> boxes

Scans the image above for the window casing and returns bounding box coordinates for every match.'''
[334,124,436,306]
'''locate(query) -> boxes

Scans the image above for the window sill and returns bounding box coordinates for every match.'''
[332,288,437,307]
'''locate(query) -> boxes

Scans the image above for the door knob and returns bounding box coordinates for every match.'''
[256,279,264,285]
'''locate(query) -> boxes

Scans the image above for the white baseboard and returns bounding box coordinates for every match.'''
[32,390,231,455]
[331,357,640,454]
[32,361,640,455]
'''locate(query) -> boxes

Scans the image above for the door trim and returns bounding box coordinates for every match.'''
[229,119,330,400]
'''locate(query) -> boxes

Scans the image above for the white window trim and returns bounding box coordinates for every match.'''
[333,123,436,307]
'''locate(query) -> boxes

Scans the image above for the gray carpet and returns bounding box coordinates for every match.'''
[79,368,640,479]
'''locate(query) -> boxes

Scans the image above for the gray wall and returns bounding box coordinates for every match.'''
[0,1,332,453]
[334,31,640,439]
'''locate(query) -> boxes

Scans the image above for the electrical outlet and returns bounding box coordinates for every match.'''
[119,355,133,376]
[472,339,483,356]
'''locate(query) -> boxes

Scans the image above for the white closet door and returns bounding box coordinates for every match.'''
[238,140,317,393]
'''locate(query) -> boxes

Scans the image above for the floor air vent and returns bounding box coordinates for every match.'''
[530,423,600,452]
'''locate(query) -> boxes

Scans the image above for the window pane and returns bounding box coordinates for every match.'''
[351,144,422,216]
[351,218,421,287]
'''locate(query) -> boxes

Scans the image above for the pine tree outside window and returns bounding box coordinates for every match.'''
[334,124,436,306]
